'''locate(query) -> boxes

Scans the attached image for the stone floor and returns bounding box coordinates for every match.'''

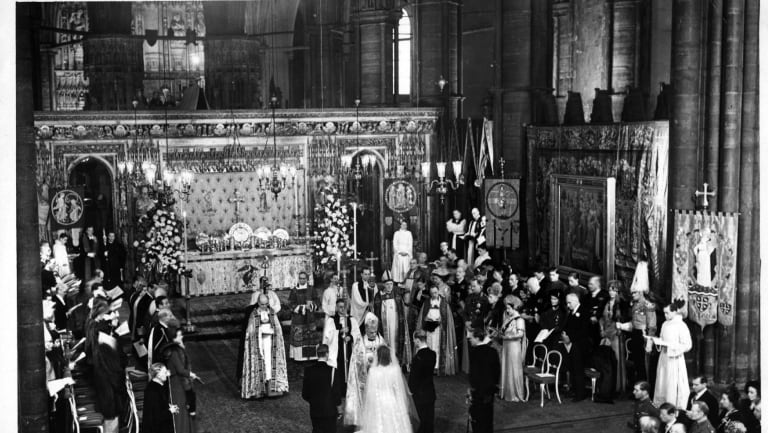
[184,338,634,433]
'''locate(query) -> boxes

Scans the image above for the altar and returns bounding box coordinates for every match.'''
[185,247,312,296]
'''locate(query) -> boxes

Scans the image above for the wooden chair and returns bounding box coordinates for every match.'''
[584,367,601,401]
[524,343,548,376]
[525,349,563,407]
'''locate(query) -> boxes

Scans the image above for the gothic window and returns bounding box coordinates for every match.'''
[395,9,411,96]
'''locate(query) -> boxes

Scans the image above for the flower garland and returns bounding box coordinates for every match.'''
[133,207,185,276]
[312,189,353,267]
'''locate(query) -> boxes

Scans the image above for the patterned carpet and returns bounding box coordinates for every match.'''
[184,338,635,433]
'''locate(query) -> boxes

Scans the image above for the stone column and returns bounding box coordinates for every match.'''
[610,0,644,119]
[358,7,400,106]
[500,0,532,175]
[18,4,48,432]
[414,0,459,111]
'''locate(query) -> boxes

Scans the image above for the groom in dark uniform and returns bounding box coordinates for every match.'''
[302,344,338,433]
[409,330,436,433]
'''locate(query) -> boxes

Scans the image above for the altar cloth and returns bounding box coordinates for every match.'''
[185,248,312,296]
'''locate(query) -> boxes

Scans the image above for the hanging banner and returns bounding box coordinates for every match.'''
[483,178,521,249]
[49,187,85,232]
[671,210,738,327]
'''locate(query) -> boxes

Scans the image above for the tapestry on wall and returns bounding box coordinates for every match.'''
[180,170,307,239]
[525,122,669,285]
[671,210,738,328]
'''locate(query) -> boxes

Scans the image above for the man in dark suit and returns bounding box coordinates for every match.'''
[302,344,338,433]
[562,292,590,402]
[102,231,126,290]
[468,327,500,433]
[50,283,69,331]
[79,226,101,279]
[680,375,720,428]
[409,330,436,433]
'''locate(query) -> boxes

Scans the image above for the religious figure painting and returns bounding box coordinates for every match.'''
[550,175,616,281]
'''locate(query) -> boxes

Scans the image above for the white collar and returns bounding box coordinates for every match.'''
[694,388,707,399]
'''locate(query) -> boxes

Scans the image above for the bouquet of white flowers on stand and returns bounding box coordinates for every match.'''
[312,188,353,271]
[134,207,185,283]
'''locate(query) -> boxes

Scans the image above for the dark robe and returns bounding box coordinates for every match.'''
[373,290,412,369]
[79,232,101,279]
[41,267,57,297]
[91,324,127,419]
[142,381,175,433]
[329,313,355,403]
[102,240,126,289]
[538,305,566,349]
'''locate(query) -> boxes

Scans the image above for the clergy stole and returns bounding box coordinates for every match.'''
[374,291,410,363]
[671,211,738,327]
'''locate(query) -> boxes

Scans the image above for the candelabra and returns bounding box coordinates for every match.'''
[421,161,463,204]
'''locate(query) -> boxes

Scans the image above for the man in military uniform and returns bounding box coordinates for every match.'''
[618,287,657,383]
[629,381,659,433]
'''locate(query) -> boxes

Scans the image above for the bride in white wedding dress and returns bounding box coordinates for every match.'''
[359,345,419,433]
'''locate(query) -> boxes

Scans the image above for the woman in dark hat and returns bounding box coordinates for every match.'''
[161,323,198,432]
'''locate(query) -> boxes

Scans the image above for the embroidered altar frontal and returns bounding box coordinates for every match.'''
[187,248,311,296]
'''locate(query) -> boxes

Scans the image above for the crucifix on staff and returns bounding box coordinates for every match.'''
[228,188,246,223]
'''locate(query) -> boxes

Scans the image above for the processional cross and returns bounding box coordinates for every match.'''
[694,183,716,210]
[228,189,246,222]
[365,251,379,273]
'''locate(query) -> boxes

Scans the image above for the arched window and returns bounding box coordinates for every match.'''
[395,9,411,96]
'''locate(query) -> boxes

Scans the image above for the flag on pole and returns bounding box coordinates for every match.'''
[479,118,494,177]
[465,118,478,187]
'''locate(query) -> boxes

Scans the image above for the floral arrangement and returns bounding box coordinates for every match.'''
[312,188,353,268]
[134,207,185,276]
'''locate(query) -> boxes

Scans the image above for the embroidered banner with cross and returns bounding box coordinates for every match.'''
[671,210,738,327]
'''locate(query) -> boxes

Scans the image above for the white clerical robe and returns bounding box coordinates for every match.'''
[392,229,413,283]
[350,281,378,324]
[53,242,70,275]
[322,285,347,316]
[381,298,399,357]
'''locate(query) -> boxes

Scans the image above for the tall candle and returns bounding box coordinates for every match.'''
[353,204,358,260]
[337,251,341,275]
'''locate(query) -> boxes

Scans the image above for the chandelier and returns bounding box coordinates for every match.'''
[257,95,296,199]
[422,75,464,203]
[340,99,376,191]
[116,100,161,188]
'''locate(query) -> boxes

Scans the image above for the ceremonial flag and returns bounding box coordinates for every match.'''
[465,118,480,187]
[479,118,494,176]
[671,210,738,327]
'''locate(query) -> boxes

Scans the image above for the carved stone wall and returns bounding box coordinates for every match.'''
[83,36,144,111]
